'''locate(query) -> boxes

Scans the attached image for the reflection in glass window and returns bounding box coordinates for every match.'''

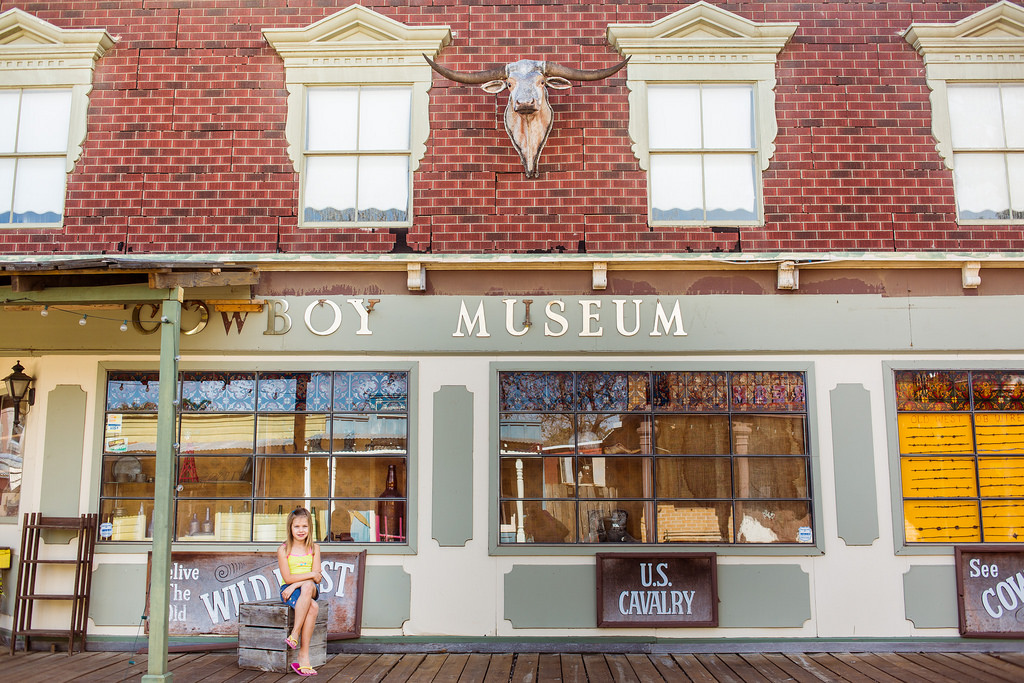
[947,84,1024,221]
[303,85,412,224]
[100,370,409,544]
[0,89,73,224]
[895,369,1024,543]
[498,370,812,545]
[0,399,23,519]
[647,84,758,224]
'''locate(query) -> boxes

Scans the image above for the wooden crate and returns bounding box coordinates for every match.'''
[237,599,329,672]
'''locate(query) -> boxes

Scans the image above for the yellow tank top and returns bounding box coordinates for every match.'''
[287,549,313,575]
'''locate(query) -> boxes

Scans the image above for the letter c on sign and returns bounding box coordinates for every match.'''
[983,588,1003,619]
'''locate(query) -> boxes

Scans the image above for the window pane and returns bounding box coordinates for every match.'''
[735,500,812,543]
[357,155,408,222]
[656,456,731,498]
[12,157,65,223]
[579,501,646,543]
[734,457,808,498]
[499,456,573,498]
[650,154,702,221]
[954,152,1010,220]
[499,371,574,411]
[257,372,333,412]
[577,456,649,498]
[101,455,154,497]
[578,371,650,412]
[732,415,806,455]
[333,371,408,412]
[500,413,574,455]
[1,403,24,519]
[579,414,649,454]
[107,373,161,410]
[702,85,754,149]
[0,158,13,222]
[358,87,411,151]
[981,501,1024,543]
[500,500,575,543]
[330,499,392,542]
[948,85,1004,149]
[730,371,806,412]
[975,413,1024,453]
[256,414,329,454]
[897,413,973,455]
[978,457,1024,497]
[331,457,406,499]
[330,415,407,454]
[895,370,969,411]
[17,89,72,153]
[306,87,357,151]
[1010,154,1024,219]
[105,414,158,455]
[903,500,980,543]
[654,415,731,455]
[180,414,255,455]
[657,501,733,543]
[1004,86,1024,147]
[253,501,329,543]
[0,91,18,153]
[647,85,700,149]
[102,499,152,541]
[254,456,330,498]
[304,155,356,222]
[704,154,756,221]
[177,456,253,497]
[901,456,978,498]
[181,372,256,411]
[653,371,729,412]
[971,371,1024,411]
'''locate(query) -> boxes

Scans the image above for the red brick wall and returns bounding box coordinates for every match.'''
[1,1,1017,255]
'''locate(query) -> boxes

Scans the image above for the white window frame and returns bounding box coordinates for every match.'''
[263,6,450,229]
[0,9,113,228]
[905,1,1024,225]
[607,1,796,228]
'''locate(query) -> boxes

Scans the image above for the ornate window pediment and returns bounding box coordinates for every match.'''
[906,1,1024,223]
[607,2,796,227]
[0,9,113,226]
[264,6,450,228]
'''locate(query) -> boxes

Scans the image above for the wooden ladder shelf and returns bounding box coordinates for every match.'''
[10,513,98,655]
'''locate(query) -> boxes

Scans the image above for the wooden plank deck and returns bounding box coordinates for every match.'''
[2,650,1024,682]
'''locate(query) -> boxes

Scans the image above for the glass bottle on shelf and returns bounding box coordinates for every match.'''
[376,464,405,542]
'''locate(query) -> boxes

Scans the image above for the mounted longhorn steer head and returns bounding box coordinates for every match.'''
[425,55,629,178]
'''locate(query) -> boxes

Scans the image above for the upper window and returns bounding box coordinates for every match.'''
[263,5,450,228]
[498,370,813,545]
[0,9,113,227]
[895,370,1024,544]
[905,2,1024,224]
[607,2,796,227]
[100,370,410,544]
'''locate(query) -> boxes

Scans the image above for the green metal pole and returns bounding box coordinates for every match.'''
[143,290,181,683]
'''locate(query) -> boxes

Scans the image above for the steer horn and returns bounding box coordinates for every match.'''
[423,54,506,84]
[545,57,629,81]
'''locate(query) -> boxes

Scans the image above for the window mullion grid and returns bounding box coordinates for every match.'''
[967,371,985,544]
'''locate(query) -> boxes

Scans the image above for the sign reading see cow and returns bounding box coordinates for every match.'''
[425,55,628,178]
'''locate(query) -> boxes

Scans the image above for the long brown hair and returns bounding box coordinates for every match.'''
[284,507,314,554]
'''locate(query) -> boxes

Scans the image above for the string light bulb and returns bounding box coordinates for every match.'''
[79,314,88,326]
[40,306,48,317]
[120,320,129,332]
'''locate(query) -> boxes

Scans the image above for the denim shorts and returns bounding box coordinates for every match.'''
[280,583,318,608]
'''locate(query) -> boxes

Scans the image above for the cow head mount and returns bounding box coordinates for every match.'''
[425,55,629,178]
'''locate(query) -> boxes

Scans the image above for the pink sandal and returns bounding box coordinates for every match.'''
[291,662,317,676]
[285,635,298,650]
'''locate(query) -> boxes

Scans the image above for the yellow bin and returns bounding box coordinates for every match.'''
[0,547,11,569]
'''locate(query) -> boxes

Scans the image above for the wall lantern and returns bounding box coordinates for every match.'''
[3,361,35,428]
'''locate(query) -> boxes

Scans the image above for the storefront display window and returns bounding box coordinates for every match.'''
[896,370,1024,544]
[498,370,812,545]
[100,370,409,543]
[0,398,23,519]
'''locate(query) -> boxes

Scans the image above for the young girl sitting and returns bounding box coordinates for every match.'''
[277,507,322,676]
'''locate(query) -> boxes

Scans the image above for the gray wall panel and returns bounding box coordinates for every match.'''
[432,386,474,547]
[831,384,880,546]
